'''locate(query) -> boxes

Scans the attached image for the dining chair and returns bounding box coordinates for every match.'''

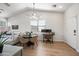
[30,36,38,47]
[18,35,28,48]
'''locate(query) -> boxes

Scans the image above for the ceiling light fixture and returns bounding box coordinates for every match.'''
[58,5,63,8]
[53,5,57,7]
[31,3,38,20]
[52,4,63,9]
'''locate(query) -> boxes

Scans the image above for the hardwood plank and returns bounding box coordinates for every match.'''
[20,41,79,56]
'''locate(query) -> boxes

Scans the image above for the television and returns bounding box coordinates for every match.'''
[12,25,19,30]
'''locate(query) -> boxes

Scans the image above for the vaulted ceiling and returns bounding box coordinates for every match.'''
[0,3,73,18]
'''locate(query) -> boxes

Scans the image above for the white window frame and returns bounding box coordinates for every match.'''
[30,20,46,32]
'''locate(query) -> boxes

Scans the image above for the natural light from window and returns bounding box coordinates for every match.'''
[30,20,46,32]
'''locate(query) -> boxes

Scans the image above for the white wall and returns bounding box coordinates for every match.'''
[8,11,64,41]
[64,4,79,52]
[38,11,64,41]
[8,14,31,33]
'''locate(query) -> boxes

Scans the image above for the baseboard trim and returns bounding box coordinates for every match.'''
[64,41,79,52]
[39,40,64,43]
[76,49,79,52]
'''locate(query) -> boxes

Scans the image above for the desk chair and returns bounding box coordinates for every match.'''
[43,32,54,43]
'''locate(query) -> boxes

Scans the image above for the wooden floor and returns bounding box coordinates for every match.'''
[21,41,79,56]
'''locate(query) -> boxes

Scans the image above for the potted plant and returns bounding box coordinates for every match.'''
[0,32,8,53]
[26,31,33,38]
[29,32,32,38]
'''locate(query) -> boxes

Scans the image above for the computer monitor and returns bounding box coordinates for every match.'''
[41,29,52,32]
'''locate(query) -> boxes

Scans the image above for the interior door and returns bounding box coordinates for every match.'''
[70,16,77,49]
[76,15,79,51]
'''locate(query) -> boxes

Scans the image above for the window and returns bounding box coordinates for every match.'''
[30,20,46,32]
[0,21,6,27]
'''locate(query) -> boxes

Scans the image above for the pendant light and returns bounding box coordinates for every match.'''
[31,3,38,20]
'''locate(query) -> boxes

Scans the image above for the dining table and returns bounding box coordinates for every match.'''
[23,34,38,47]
